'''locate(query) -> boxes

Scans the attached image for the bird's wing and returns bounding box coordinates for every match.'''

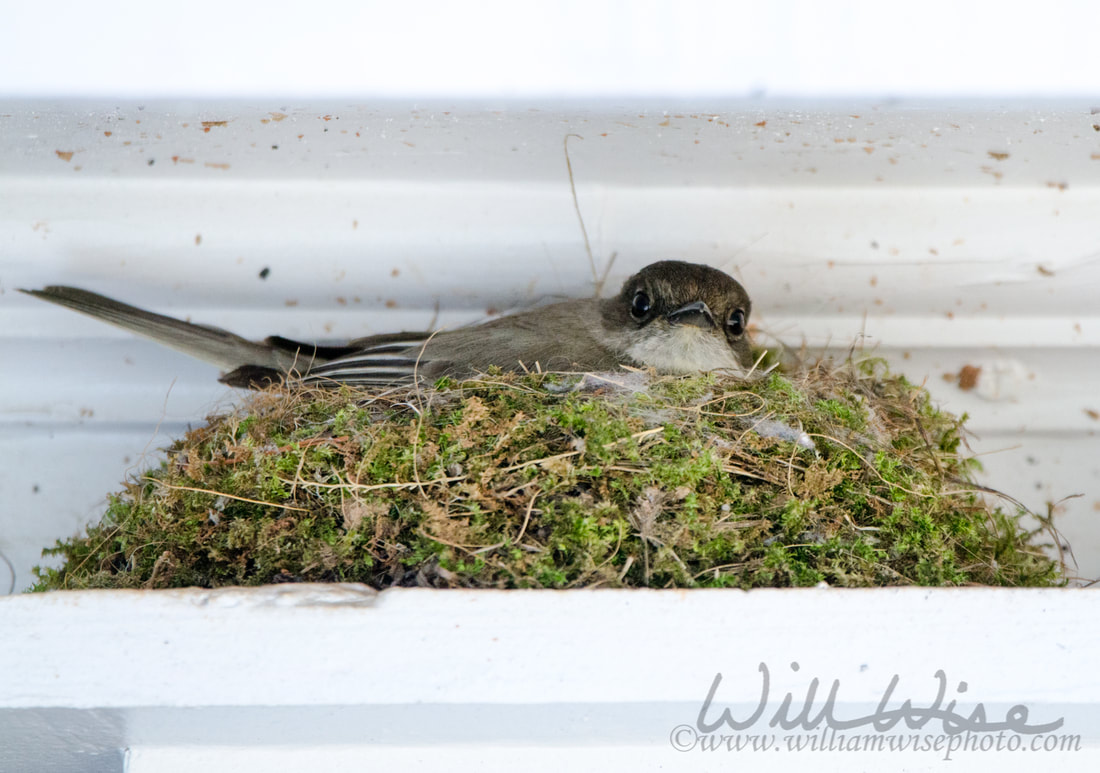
[301,300,623,386]
[297,334,447,387]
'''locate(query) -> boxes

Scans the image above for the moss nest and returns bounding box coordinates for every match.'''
[34,356,1063,591]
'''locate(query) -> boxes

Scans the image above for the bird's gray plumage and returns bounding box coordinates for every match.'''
[21,261,753,388]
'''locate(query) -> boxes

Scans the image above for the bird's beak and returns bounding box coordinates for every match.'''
[665,300,715,329]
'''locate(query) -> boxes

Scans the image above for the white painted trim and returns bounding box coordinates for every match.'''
[0,585,1097,771]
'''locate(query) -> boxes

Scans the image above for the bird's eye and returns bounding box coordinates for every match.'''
[630,291,651,320]
[727,309,746,336]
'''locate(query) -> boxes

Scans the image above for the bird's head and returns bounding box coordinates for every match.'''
[603,260,753,374]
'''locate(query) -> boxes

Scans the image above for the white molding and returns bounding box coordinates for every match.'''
[0,585,1098,771]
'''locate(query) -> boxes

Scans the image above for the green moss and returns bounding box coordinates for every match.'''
[32,359,1063,591]
[815,397,867,431]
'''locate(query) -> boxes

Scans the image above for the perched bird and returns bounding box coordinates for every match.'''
[21,260,752,388]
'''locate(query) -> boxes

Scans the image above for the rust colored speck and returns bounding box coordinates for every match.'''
[103,131,112,137]
[204,162,230,170]
[987,151,1009,161]
[335,297,347,306]
[957,365,981,391]
[284,299,299,307]
[384,299,397,308]
[270,112,288,122]
[55,150,74,161]
[1046,181,1069,191]
[658,119,670,127]
[390,268,400,277]
[863,147,874,154]
[202,121,228,129]
[195,234,202,246]
[1037,265,1055,277]
[1084,408,1099,421]
[754,120,766,127]
[1093,124,1100,132]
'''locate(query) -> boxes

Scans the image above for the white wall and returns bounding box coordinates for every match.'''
[2,0,1100,98]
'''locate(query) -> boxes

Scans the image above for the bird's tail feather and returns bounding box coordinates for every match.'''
[19,286,293,373]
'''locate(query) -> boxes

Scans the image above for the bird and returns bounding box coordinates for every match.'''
[20,260,753,389]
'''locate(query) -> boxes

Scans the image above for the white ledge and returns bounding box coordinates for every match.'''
[1,585,1098,771]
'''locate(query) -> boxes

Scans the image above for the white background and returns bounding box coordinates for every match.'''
[2,0,1100,98]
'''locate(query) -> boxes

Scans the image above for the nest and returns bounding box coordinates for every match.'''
[33,356,1063,591]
